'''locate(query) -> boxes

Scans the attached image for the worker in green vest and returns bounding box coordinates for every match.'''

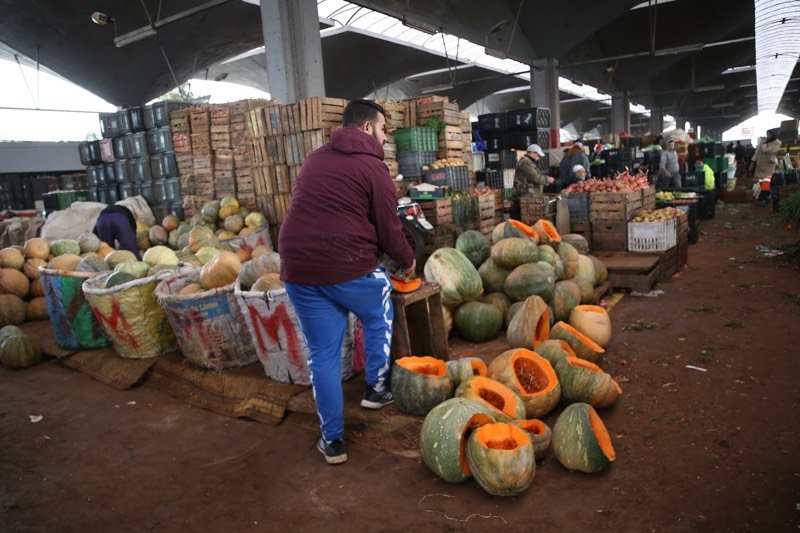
[694,159,716,191]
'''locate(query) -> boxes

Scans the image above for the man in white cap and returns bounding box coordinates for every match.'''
[563,164,587,186]
[515,144,554,195]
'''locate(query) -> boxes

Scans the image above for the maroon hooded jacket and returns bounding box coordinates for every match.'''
[278,126,414,285]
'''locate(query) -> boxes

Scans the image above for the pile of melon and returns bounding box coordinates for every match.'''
[396,340,619,496]
[425,218,608,346]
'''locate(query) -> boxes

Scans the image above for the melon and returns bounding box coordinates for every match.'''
[588,255,608,285]
[0,294,27,326]
[0,331,42,369]
[251,273,284,292]
[455,376,526,422]
[423,248,483,308]
[217,230,238,240]
[239,252,281,289]
[559,234,590,254]
[219,196,240,219]
[569,305,612,347]
[29,279,44,298]
[537,245,565,280]
[200,251,242,290]
[505,301,524,328]
[245,211,267,229]
[201,200,221,223]
[455,230,491,269]
[549,321,605,363]
[23,258,47,280]
[161,215,180,232]
[114,261,150,279]
[148,225,168,246]
[104,271,136,289]
[168,229,180,249]
[0,248,25,270]
[479,292,512,323]
[223,212,243,232]
[96,242,115,259]
[22,238,50,260]
[238,227,256,238]
[557,241,580,279]
[535,339,577,365]
[445,357,489,387]
[142,246,179,267]
[510,419,553,458]
[188,226,218,253]
[50,239,80,257]
[47,254,82,271]
[552,280,581,322]
[453,301,503,343]
[105,250,137,270]
[76,254,110,273]
[554,356,621,408]
[77,233,102,253]
[506,295,551,350]
[238,206,251,218]
[0,269,30,298]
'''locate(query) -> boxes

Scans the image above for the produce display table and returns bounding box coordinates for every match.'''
[391,282,448,360]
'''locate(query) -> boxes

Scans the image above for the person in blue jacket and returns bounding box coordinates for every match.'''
[93,204,141,259]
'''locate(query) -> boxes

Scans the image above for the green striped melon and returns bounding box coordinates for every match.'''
[424,248,483,308]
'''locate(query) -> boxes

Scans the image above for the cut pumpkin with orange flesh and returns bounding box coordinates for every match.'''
[391,276,422,293]
[391,356,453,416]
[507,295,551,350]
[552,402,615,473]
[466,422,535,496]
[549,321,605,363]
[554,356,621,408]
[455,375,526,421]
[510,418,553,458]
[488,348,561,418]
[506,219,539,242]
[569,304,612,347]
[533,218,561,244]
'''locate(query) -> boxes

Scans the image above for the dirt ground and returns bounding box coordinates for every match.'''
[2,200,800,532]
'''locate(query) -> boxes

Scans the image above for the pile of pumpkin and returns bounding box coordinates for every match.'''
[133,196,267,254]
[425,218,607,347]
[393,325,618,497]
[0,237,76,327]
[0,325,42,369]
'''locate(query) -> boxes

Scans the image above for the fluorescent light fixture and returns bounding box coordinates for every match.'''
[693,84,725,93]
[114,26,157,48]
[654,43,703,56]
[402,17,439,36]
[711,102,735,108]
[420,83,454,94]
[721,65,755,75]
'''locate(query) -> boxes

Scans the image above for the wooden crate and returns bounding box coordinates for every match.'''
[390,282,448,360]
[641,186,656,210]
[592,221,627,251]
[170,113,190,133]
[416,101,461,126]
[472,217,495,238]
[419,198,452,225]
[658,246,678,281]
[300,97,346,132]
[423,223,455,255]
[677,237,688,271]
[189,108,210,133]
[595,251,661,292]
[246,108,267,138]
[569,220,592,248]
[520,193,558,224]
[172,132,191,154]
[589,191,642,222]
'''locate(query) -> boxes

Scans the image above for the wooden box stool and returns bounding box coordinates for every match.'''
[390,282,449,360]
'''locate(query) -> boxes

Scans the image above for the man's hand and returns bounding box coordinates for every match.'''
[546,176,555,184]
[403,260,416,280]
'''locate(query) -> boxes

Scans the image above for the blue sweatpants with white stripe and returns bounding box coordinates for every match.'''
[284,267,393,442]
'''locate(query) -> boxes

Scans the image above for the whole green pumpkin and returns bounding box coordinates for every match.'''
[477,258,512,294]
[423,248,483,308]
[0,332,42,369]
[454,301,502,343]
[455,230,490,269]
[490,238,539,269]
[504,262,556,303]
[50,239,81,257]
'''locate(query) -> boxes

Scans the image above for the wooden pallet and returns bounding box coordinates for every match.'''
[595,252,661,292]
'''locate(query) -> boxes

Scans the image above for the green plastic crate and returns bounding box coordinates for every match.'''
[394,127,438,154]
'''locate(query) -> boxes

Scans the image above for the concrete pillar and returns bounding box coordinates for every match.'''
[531,59,560,147]
[611,92,630,134]
[260,0,325,103]
[649,106,664,134]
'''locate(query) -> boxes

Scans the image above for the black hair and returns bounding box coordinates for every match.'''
[342,99,386,128]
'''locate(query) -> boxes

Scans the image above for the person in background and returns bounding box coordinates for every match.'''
[749,129,782,205]
[515,144,554,195]
[471,128,486,152]
[279,99,415,465]
[560,141,590,180]
[724,145,737,183]
[734,140,745,165]
[659,140,681,189]
[93,204,140,259]
[563,164,588,187]
[694,159,716,191]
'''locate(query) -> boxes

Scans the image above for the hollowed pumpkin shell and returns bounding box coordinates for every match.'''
[533,218,562,245]
[552,402,615,473]
[554,356,621,408]
[505,219,540,243]
[507,295,551,350]
[445,357,488,387]
[466,422,535,497]
[455,376,526,422]
[510,419,553,458]
[419,397,496,483]
[569,305,612,347]
[488,349,561,418]
[550,321,605,363]
[391,356,454,416]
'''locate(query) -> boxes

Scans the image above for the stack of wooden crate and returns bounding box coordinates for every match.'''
[170,109,194,206]
[419,197,455,267]
[471,192,496,240]
[493,189,504,226]
[459,111,474,182]
[189,107,214,203]
[246,97,346,225]
[415,99,462,161]
[229,100,255,209]
[519,193,558,226]
[377,99,403,178]
[590,191,643,251]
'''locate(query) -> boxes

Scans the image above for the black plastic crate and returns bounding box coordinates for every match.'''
[485,150,517,171]
[129,106,146,132]
[112,136,128,159]
[537,130,550,150]
[507,107,550,130]
[117,109,132,135]
[99,113,120,138]
[145,126,174,153]
[537,153,550,172]
[397,151,437,178]
[507,131,536,150]
[423,165,469,190]
[113,159,130,183]
[86,164,105,186]
[125,132,148,158]
[102,163,115,184]
[482,133,507,152]
[478,113,507,133]
[483,169,504,189]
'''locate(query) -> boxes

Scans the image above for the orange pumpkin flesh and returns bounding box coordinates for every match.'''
[555,322,605,354]
[467,377,518,419]
[391,277,422,293]
[534,219,562,243]
[555,340,578,358]
[507,219,539,240]
[511,351,558,396]
[535,307,550,344]
[395,356,447,377]
[588,406,616,461]
[474,422,530,450]
[469,359,488,377]
[459,413,495,475]
[565,357,623,394]
[514,419,547,435]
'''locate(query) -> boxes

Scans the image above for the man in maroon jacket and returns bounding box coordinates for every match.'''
[279,99,415,465]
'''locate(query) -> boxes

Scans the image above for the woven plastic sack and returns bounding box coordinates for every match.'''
[82,271,178,359]
[155,271,257,371]
[39,268,109,350]
[234,281,357,385]
[220,224,272,254]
